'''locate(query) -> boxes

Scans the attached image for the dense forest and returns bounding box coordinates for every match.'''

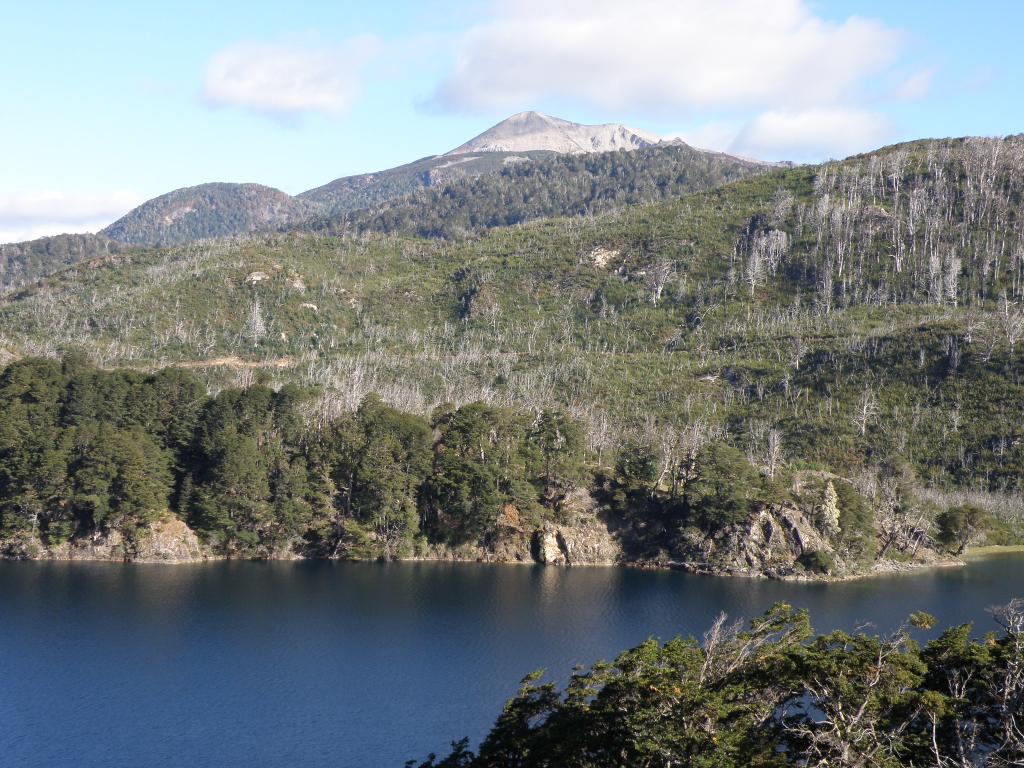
[296,151,558,215]
[0,355,1010,571]
[0,355,576,559]
[414,601,1024,767]
[99,183,312,247]
[1,141,766,260]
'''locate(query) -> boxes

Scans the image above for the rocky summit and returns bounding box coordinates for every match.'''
[445,111,662,155]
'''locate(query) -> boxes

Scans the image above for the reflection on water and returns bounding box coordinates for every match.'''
[2,555,1023,768]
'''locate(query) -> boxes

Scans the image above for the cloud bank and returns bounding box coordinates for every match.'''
[203,37,380,117]
[0,190,142,245]
[433,0,907,160]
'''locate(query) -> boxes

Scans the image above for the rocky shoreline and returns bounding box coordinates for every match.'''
[0,506,971,582]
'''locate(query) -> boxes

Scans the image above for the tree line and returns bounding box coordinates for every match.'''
[0,355,998,564]
[0,355,589,558]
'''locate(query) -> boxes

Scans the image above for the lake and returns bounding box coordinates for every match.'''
[2,555,1023,768]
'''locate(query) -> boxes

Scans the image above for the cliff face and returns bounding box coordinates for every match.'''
[532,489,621,565]
[670,504,837,578]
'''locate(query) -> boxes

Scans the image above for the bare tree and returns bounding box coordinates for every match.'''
[852,386,880,437]
[645,260,674,306]
[247,296,266,346]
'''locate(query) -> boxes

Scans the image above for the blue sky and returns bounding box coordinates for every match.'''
[2,0,1022,242]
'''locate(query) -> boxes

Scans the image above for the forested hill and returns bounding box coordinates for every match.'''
[295,151,555,215]
[99,182,312,247]
[0,232,124,291]
[319,142,774,238]
[2,135,1024,569]
[97,142,769,246]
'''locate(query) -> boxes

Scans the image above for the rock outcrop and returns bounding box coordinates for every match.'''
[1,517,206,563]
[131,518,204,562]
[531,490,621,565]
[671,504,832,578]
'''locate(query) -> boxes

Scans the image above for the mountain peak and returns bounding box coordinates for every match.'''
[446,112,663,156]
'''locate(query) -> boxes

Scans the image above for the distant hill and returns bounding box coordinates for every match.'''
[0,232,124,291]
[446,111,661,155]
[296,150,554,215]
[299,113,670,217]
[98,182,310,247]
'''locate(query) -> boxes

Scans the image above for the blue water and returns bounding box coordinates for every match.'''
[2,556,1023,768]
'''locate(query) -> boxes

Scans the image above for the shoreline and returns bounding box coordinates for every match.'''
[964,544,1024,558]
[2,547,1003,583]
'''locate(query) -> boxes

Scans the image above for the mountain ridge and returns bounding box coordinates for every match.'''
[1,112,770,265]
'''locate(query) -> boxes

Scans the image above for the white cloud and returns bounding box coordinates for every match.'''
[203,37,380,116]
[432,0,902,114]
[731,108,891,161]
[0,190,142,244]
[667,122,741,153]
[895,68,935,101]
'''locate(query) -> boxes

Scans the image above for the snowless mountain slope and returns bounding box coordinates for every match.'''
[446,111,662,155]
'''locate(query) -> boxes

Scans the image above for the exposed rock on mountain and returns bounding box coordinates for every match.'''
[447,111,661,155]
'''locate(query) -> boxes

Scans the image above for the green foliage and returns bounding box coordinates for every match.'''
[0,356,598,559]
[798,550,836,574]
[5,137,1024,553]
[831,479,876,558]
[418,601,1024,767]
[935,503,987,554]
[0,233,124,290]
[69,423,171,537]
[614,440,660,494]
[685,442,759,529]
[299,151,560,216]
[101,183,310,247]
[527,409,586,505]
[345,396,433,558]
[425,403,540,545]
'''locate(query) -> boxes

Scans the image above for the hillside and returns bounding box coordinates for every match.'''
[2,135,1023,567]
[295,150,554,215]
[99,182,311,247]
[6,132,768,267]
[2,112,761,253]
[333,142,770,238]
